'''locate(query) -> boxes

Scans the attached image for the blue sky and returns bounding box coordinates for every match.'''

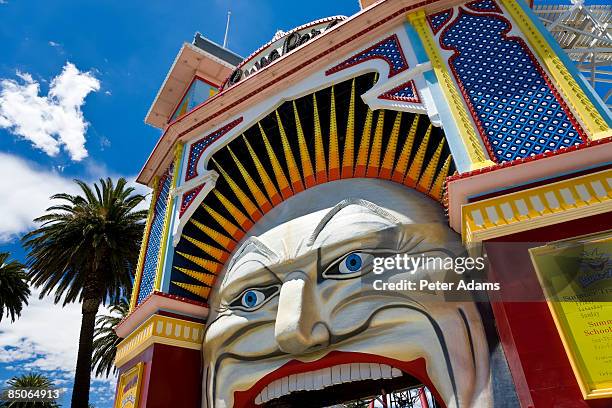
[0,0,609,407]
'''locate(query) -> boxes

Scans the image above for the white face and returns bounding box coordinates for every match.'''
[203,180,492,408]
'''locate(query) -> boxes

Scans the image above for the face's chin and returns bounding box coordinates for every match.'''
[205,304,491,408]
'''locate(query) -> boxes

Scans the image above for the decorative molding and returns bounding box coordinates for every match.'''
[461,168,612,243]
[499,0,612,141]
[408,10,495,171]
[115,314,205,368]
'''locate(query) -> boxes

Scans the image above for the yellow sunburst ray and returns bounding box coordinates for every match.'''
[172,281,211,300]
[177,251,223,275]
[276,110,304,193]
[293,101,316,188]
[341,79,356,179]
[242,135,282,207]
[313,93,328,184]
[379,112,402,180]
[366,110,385,177]
[429,154,452,201]
[417,138,445,193]
[259,123,293,200]
[392,115,420,183]
[404,124,432,187]
[354,107,374,177]
[183,235,230,263]
[212,158,263,222]
[189,218,236,251]
[206,193,251,238]
[174,266,215,286]
[228,146,272,213]
[328,86,340,181]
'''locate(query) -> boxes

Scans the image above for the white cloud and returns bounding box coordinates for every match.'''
[0,287,110,374]
[0,62,100,161]
[0,152,151,242]
[0,153,80,242]
[48,41,60,47]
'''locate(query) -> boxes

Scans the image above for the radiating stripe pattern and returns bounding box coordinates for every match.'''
[170,73,455,303]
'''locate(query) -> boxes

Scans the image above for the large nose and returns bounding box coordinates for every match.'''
[274,271,330,354]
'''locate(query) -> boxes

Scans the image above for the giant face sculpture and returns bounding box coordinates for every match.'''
[202,179,492,408]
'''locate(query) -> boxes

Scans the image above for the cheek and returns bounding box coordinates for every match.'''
[204,301,280,358]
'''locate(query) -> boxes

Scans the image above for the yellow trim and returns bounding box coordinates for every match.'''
[129,176,159,311]
[153,143,183,291]
[114,362,144,408]
[462,168,612,244]
[499,0,612,141]
[408,11,495,170]
[115,315,204,368]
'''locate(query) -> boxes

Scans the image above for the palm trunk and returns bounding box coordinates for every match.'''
[71,297,100,408]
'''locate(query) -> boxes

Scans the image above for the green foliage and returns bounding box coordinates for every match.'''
[23,178,147,306]
[0,253,30,322]
[92,298,129,377]
[0,373,60,408]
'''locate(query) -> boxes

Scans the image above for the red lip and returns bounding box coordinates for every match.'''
[232,351,446,408]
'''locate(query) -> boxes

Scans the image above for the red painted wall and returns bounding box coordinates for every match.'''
[117,343,202,408]
[486,213,612,408]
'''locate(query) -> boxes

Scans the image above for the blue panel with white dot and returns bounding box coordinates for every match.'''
[466,0,502,13]
[137,164,173,305]
[440,11,583,162]
[428,10,453,34]
[381,81,418,101]
[326,35,408,77]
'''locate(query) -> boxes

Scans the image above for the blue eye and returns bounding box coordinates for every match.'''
[229,285,280,311]
[241,289,264,308]
[343,253,363,273]
[323,251,374,280]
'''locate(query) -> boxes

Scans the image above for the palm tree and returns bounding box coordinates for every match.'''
[23,178,147,408]
[0,373,60,407]
[0,252,30,322]
[92,298,129,377]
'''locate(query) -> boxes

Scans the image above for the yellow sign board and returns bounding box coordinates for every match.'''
[114,362,144,408]
[530,231,612,399]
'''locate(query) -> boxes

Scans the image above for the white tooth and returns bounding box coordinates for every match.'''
[296,373,305,390]
[391,368,402,378]
[322,367,332,387]
[255,393,263,405]
[274,379,283,398]
[282,377,289,395]
[332,365,342,385]
[370,363,382,380]
[288,374,297,392]
[340,364,351,383]
[314,370,324,390]
[305,372,315,390]
[350,363,361,381]
[381,364,393,379]
[359,363,370,379]
[261,386,269,403]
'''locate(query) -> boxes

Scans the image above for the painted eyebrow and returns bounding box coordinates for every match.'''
[307,198,400,246]
[225,236,279,272]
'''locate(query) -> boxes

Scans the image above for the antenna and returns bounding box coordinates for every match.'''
[223,11,231,48]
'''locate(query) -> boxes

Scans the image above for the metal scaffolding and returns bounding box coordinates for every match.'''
[533,1,612,108]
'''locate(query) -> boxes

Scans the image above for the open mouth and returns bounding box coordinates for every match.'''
[256,362,409,405]
[233,351,444,408]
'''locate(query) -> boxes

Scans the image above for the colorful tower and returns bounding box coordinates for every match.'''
[114,1,612,407]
